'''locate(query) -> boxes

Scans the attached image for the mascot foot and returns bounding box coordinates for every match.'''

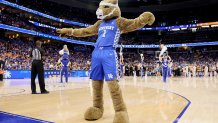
[84,107,103,121]
[113,111,129,123]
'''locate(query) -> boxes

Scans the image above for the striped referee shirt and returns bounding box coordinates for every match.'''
[31,48,44,60]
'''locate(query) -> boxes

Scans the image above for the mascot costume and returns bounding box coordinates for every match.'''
[57,0,155,122]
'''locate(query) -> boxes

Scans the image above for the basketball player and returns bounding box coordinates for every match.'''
[196,64,201,77]
[59,45,70,83]
[212,64,216,77]
[204,64,208,77]
[192,64,197,77]
[185,65,189,77]
[159,55,171,83]
[168,59,173,77]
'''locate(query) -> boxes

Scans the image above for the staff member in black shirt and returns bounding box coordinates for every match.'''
[30,41,49,94]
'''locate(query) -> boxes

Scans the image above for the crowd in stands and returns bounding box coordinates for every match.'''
[0,37,217,78]
[1,1,218,45]
[0,6,100,42]
[6,0,97,24]
[0,37,91,70]
[5,0,218,26]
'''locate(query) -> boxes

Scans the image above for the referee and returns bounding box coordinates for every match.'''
[30,41,49,94]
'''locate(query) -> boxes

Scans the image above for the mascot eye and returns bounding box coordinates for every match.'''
[104,6,109,8]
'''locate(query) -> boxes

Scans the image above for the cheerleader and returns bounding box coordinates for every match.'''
[59,45,70,83]
[159,44,168,57]
[159,55,171,83]
[140,54,144,78]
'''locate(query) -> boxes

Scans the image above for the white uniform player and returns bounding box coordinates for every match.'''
[204,65,208,77]
[193,65,197,77]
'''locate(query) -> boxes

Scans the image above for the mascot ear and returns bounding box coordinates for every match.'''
[113,0,118,5]
[104,0,118,5]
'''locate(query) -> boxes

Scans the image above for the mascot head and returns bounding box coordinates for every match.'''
[96,0,121,20]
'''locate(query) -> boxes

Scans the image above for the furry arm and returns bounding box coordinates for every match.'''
[57,20,102,37]
[71,20,102,37]
[116,12,155,34]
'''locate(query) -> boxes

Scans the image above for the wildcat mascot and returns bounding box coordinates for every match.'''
[57,0,155,122]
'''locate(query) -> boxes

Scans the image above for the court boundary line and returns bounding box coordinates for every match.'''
[169,91,191,123]
[0,88,25,96]
[150,88,191,123]
[0,111,54,123]
[128,83,191,123]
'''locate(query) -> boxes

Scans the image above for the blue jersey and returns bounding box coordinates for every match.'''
[61,59,69,67]
[95,19,120,48]
[62,51,69,60]
[162,60,169,69]
[90,19,120,81]
[61,51,69,67]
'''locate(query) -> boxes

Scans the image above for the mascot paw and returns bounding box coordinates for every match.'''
[113,111,129,123]
[84,107,103,121]
[56,28,73,36]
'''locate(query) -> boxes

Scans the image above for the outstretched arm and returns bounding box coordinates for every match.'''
[57,20,102,37]
[117,12,155,34]
[71,20,102,37]
[168,56,172,61]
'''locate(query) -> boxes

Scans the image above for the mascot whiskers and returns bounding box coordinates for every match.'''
[57,0,155,122]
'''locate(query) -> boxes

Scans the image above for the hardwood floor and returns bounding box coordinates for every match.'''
[0,76,217,123]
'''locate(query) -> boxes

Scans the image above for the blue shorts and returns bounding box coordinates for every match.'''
[90,47,118,81]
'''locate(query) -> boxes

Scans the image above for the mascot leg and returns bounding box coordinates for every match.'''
[84,80,104,120]
[107,80,129,123]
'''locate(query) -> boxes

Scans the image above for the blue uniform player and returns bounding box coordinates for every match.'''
[90,19,120,81]
[168,59,173,77]
[159,55,171,82]
[59,45,70,83]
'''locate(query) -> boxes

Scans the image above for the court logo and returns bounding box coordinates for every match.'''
[108,74,113,79]
[4,70,11,79]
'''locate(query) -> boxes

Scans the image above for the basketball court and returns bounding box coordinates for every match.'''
[1,76,217,123]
